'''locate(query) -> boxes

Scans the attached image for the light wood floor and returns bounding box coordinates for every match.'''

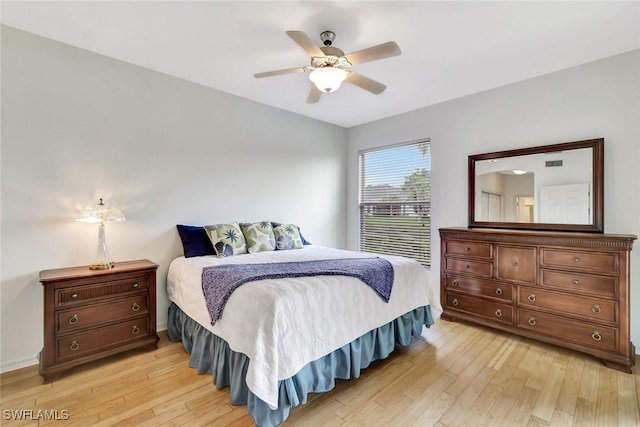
[2,320,639,426]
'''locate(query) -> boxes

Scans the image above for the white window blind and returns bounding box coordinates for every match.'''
[359,140,431,267]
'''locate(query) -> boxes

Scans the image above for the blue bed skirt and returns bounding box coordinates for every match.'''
[167,303,435,426]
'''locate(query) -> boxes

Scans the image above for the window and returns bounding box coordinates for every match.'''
[358,139,431,267]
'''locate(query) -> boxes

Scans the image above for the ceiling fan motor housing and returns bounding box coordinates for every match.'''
[320,31,336,46]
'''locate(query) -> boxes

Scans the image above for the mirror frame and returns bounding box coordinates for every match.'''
[468,138,604,233]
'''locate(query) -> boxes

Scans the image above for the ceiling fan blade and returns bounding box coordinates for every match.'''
[345,41,401,65]
[346,72,387,95]
[306,85,322,104]
[253,67,306,78]
[286,31,325,58]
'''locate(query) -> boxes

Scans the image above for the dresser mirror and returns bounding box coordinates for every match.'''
[468,138,604,232]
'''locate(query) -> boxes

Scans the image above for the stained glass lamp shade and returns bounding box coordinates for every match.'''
[76,198,125,270]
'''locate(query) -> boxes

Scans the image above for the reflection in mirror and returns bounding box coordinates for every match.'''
[474,148,592,224]
[468,138,604,233]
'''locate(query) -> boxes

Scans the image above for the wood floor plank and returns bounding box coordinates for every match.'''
[574,396,597,427]
[440,366,497,426]
[489,340,530,388]
[506,385,540,426]
[482,367,531,427]
[596,366,618,426]
[577,358,601,403]
[525,346,556,391]
[549,409,574,426]
[531,356,567,422]
[390,371,457,425]
[616,370,640,426]
[555,354,585,415]
[1,325,638,426]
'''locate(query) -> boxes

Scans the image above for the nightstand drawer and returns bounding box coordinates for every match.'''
[56,276,148,306]
[56,318,150,361]
[56,295,149,334]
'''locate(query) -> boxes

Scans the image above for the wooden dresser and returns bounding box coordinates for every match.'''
[39,259,159,382]
[439,227,636,373]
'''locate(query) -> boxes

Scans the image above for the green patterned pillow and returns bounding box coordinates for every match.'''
[240,221,276,253]
[204,222,247,257]
[273,224,304,250]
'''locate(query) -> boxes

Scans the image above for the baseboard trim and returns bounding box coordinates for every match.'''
[1,355,38,374]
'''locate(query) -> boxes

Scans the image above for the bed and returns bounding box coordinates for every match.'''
[166,243,441,426]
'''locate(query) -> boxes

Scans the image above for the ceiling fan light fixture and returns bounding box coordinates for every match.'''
[309,67,349,93]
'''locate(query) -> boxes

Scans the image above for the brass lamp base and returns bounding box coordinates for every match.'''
[89,262,115,270]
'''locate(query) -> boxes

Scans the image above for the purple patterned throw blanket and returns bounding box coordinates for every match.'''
[202,258,394,325]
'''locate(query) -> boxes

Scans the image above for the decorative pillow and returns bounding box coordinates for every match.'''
[271,222,311,245]
[273,224,304,250]
[176,225,215,258]
[204,222,247,257]
[240,221,276,253]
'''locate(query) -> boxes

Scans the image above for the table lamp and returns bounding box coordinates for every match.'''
[76,198,125,269]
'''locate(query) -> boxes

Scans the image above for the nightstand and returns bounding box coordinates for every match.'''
[38,259,159,383]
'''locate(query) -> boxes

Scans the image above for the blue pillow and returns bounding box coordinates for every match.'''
[176,225,215,258]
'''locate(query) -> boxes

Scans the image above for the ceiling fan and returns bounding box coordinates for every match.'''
[254,30,401,103]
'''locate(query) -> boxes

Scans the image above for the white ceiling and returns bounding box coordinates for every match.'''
[2,1,639,128]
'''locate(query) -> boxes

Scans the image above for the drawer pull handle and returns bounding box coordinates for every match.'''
[573,257,580,263]
[70,341,80,351]
[132,326,140,334]
[512,262,518,267]
[452,280,459,286]
[528,294,536,302]
[592,305,602,314]
[132,302,140,312]
[452,299,459,307]
[592,331,602,341]
[495,288,503,296]
[71,293,78,299]
[465,265,470,269]
[528,317,536,326]
[573,279,580,285]
[133,283,139,288]
[495,309,503,317]
[68,315,79,324]
[465,247,470,251]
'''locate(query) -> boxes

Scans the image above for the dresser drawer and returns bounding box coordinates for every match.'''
[444,293,513,325]
[445,258,493,277]
[496,246,536,284]
[444,241,492,259]
[56,294,149,334]
[517,309,617,351]
[517,287,616,324]
[541,270,617,298]
[540,248,618,274]
[444,275,512,302]
[55,276,148,306]
[56,318,150,361]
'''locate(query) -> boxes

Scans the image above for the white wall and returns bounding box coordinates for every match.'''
[0,26,348,372]
[347,50,640,349]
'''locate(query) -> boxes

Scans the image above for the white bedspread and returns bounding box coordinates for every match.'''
[166,245,441,410]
